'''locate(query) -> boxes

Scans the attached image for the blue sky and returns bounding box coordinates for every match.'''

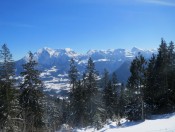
[0,0,175,60]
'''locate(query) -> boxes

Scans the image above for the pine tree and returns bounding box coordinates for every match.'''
[167,41,175,65]
[102,69,109,121]
[19,51,44,132]
[68,58,85,127]
[101,69,109,90]
[126,54,147,121]
[153,39,171,113]
[118,83,125,119]
[61,98,69,125]
[142,39,175,115]
[103,80,114,119]
[68,58,77,124]
[71,81,85,127]
[0,44,17,131]
[103,72,119,121]
[111,72,118,119]
[167,41,175,110]
[144,54,157,114]
[144,39,175,114]
[43,95,63,132]
[68,58,78,92]
[92,91,105,130]
[83,58,99,126]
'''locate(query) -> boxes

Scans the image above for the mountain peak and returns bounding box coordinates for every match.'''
[37,47,76,57]
[65,48,72,52]
[131,47,143,52]
[21,47,157,63]
[87,49,98,55]
[37,47,55,56]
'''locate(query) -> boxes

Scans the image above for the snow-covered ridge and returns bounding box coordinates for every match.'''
[16,47,157,95]
[35,47,79,58]
[22,47,156,62]
[37,47,56,56]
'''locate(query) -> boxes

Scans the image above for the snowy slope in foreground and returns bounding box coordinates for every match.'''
[77,113,175,132]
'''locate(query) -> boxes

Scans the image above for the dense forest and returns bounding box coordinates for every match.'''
[0,39,175,131]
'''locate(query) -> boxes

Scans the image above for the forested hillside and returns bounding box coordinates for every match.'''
[0,39,175,131]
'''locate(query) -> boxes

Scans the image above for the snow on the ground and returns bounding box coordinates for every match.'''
[40,66,71,94]
[40,66,58,77]
[76,113,175,132]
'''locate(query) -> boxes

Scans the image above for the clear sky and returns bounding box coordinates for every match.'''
[0,0,175,60]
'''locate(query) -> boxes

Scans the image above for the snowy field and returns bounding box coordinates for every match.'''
[75,113,175,132]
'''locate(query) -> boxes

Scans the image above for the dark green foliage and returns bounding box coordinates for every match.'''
[69,81,85,127]
[92,91,105,130]
[102,71,119,121]
[101,69,109,90]
[167,41,175,111]
[68,58,85,127]
[111,72,119,117]
[0,44,17,131]
[1,39,175,130]
[43,96,65,131]
[146,39,175,114]
[68,58,78,91]
[68,58,105,129]
[85,58,98,95]
[118,83,125,118]
[0,44,14,80]
[144,54,157,114]
[83,58,99,125]
[104,81,115,119]
[19,51,44,131]
[126,54,147,121]
[73,81,85,126]
[61,99,70,124]
[154,39,169,113]
[128,39,175,120]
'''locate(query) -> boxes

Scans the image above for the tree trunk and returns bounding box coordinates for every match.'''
[141,97,144,120]
[23,112,26,132]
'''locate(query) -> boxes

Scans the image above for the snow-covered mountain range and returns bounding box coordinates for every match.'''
[15,47,157,97]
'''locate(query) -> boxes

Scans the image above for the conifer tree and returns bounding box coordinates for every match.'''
[92,90,105,130]
[142,39,175,115]
[101,69,109,90]
[0,44,17,131]
[102,69,109,120]
[144,54,157,114]
[118,83,125,119]
[126,54,147,121]
[153,39,171,113]
[103,80,114,119]
[84,58,99,125]
[68,58,78,92]
[167,41,175,110]
[111,72,118,118]
[68,58,85,127]
[103,72,118,121]
[101,69,109,120]
[144,39,175,114]
[43,95,63,132]
[19,51,44,132]
[167,41,175,65]
[71,81,85,127]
